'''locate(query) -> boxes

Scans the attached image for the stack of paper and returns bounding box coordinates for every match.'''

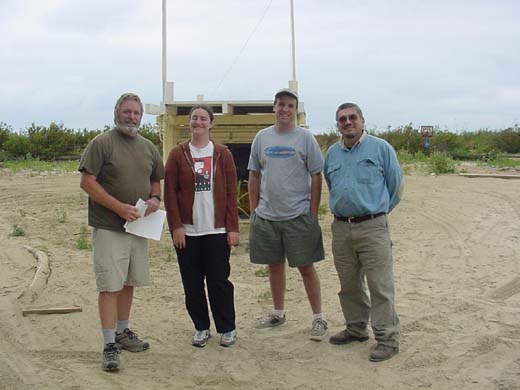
[123,198,166,241]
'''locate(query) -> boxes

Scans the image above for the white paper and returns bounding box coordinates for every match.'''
[124,198,166,241]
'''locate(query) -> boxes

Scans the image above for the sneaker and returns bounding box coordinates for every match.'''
[369,343,399,362]
[115,328,150,352]
[192,329,211,348]
[255,313,286,329]
[220,330,237,347]
[329,329,369,345]
[309,318,328,341]
[102,343,120,372]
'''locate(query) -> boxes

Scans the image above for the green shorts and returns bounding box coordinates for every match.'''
[92,228,150,292]
[249,212,325,268]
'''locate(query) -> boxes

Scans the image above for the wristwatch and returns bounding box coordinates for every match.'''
[151,194,161,202]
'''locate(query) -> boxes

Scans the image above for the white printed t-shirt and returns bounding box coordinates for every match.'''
[183,141,226,236]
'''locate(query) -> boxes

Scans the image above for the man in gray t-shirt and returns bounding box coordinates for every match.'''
[248,125,324,220]
[248,89,328,341]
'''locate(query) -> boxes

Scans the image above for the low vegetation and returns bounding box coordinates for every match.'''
[0,121,162,162]
[1,121,518,175]
[9,224,25,237]
[75,224,92,250]
[254,266,269,277]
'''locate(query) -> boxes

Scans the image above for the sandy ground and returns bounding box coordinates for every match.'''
[1,167,520,390]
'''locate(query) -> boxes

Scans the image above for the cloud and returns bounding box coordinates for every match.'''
[1,0,519,132]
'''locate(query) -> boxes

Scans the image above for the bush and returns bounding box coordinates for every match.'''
[429,152,456,174]
[315,129,339,152]
[397,150,429,164]
[485,154,520,169]
[379,124,423,154]
[0,122,12,149]
[495,128,520,154]
[76,224,92,250]
[3,132,30,158]
[139,123,163,151]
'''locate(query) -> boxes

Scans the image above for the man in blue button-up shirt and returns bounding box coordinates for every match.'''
[324,102,403,362]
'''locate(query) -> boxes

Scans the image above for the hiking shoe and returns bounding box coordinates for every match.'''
[309,318,328,341]
[102,343,120,372]
[255,313,286,329]
[369,344,399,362]
[329,329,369,345]
[192,329,210,348]
[220,330,237,347]
[115,328,149,352]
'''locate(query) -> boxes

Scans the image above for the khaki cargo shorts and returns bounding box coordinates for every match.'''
[249,212,325,268]
[92,228,150,292]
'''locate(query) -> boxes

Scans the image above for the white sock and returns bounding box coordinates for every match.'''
[312,313,325,321]
[102,328,115,346]
[116,319,129,334]
[273,309,285,317]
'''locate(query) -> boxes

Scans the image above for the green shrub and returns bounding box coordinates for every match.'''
[0,122,11,149]
[3,133,30,158]
[485,154,520,168]
[254,266,269,277]
[397,150,428,164]
[429,152,456,174]
[10,224,25,237]
[317,204,328,220]
[0,158,78,172]
[76,224,92,250]
[139,123,163,151]
[315,129,339,152]
[495,128,520,154]
[380,124,423,154]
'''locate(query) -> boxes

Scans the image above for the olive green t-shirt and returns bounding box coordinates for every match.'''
[79,129,165,231]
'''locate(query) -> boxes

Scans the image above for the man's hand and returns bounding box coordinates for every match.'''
[227,232,239,247]
[144,197,160,216]
[172,227,186,249]
[117,204,141,222]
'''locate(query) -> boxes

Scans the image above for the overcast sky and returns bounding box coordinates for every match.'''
[1,0,519,133]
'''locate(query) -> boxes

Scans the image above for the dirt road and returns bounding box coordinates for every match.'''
[1,170,519,389]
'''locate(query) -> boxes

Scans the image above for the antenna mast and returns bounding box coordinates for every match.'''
[289,0,298,93]
[162,0,167,104]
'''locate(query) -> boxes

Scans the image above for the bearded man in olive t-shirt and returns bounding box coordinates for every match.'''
[79,93,164,372]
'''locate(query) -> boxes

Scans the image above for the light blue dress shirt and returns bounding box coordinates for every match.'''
[324,133,403,217]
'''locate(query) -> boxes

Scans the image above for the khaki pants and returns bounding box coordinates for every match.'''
[331,215,400,348]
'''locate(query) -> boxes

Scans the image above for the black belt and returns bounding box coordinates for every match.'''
[334,212,385,224]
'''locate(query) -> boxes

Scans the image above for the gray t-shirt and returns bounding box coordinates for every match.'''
[79,129,165,231]
[248,125,324,221]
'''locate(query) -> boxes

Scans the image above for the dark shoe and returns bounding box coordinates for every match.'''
[369,344,399,362]
[102,343,120,372]
[256,313,286,329]
[329,329,369,345]
[115,328,150,352]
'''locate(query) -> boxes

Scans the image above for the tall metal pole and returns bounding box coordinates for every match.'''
[162,0,167,104]
[289,0,298,93]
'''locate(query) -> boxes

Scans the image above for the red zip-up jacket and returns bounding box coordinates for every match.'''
[164,140,239,233]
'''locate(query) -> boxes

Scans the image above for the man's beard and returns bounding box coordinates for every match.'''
[116,123,139,137]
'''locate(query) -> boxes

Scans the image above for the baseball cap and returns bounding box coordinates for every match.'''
[274,88,298,102]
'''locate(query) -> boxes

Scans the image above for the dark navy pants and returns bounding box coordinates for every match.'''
[175,233,235,333]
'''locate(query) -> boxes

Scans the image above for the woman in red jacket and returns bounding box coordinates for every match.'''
[164,104,239,348]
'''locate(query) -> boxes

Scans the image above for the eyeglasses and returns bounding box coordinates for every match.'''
[337,114,359,123]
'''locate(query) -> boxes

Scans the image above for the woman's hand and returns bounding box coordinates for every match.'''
[227,232,239,247]
[172,227,186,249]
